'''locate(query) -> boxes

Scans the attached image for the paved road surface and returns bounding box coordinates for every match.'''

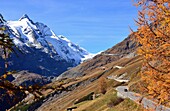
[116,86,170,111]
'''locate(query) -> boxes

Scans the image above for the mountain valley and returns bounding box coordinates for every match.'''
[1,9,169,111]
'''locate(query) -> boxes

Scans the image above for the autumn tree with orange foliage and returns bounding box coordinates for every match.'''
[99,77,107,94]
[133,0,170,104]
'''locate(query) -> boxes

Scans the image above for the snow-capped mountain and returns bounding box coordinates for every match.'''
[8,14,93,64]
[0,14,93,76]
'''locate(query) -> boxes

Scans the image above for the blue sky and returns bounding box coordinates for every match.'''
[0,0,138,53]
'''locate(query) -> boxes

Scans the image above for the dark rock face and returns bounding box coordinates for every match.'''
[0,47,74,77]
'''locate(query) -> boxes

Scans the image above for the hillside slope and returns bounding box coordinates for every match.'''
[34,55,143,111]
[58,34,139,79]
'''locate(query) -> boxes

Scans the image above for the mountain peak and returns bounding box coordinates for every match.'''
[0,13,6,23]
[19,14,32,21]
[5,16,93,76]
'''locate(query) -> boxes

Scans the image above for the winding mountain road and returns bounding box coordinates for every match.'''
[116,86,170,111]
[107,72,170,111]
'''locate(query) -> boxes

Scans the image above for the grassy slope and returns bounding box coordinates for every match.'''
[71,56,144,111]
[41,56,144,111]
[72,81,144,111]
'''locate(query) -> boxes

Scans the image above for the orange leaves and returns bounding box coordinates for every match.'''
[134,0,170,105]
[2,74,7,79]
[98,77,107,94]
[6,90,15,96]
[19,86,23,90]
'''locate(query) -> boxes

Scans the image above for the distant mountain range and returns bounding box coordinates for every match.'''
[0,14,93,76]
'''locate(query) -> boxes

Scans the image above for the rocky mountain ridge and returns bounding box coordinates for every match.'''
[0,14,93,76]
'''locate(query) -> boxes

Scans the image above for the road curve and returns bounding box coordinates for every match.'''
[116,86,170,111]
